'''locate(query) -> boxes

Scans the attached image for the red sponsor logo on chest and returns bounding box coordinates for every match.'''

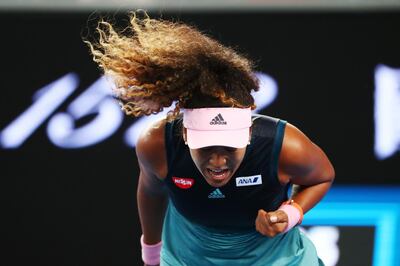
[172,177,195,189]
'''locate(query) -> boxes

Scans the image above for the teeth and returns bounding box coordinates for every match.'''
[207,168,229,180]
[208,169,228,176]
[210,169,224,173]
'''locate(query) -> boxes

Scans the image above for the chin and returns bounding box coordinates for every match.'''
[204,174,232,187]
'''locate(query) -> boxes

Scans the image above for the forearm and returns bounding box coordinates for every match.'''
[137,179,168,245]
[290,180,332,214]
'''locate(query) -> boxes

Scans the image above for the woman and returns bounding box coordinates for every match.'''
[87,12,335,266]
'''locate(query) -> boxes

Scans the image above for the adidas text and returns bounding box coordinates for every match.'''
[210,121,227,125]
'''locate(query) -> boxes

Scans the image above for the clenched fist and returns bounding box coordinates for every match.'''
[255,209,288,237]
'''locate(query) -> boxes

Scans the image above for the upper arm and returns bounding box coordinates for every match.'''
[278,123,335,186]
[135,119,168,195]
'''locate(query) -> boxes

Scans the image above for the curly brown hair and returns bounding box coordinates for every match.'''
[86,12,259,118]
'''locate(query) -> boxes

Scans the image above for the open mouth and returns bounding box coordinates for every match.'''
[206,168,230,181]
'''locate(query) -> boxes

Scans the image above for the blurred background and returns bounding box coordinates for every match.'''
[1,1,400,265]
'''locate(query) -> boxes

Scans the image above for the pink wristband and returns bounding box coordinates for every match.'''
[140,235,162,265]
[279,204,302,233]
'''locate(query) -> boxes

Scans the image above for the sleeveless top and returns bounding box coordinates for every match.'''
[164,114,289,230]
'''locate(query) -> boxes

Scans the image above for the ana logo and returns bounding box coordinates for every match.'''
[173,177,195,189]
[208,188,225,199]
[210,114,227,125]
[236,175,262,187]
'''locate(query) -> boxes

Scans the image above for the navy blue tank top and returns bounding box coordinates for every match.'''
[164,114,289,230]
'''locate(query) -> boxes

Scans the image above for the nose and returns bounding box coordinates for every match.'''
[208,148,227,167]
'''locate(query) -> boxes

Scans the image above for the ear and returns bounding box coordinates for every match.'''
[183,127,188,145]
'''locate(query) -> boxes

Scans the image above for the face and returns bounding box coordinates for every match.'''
[189,145,247,187]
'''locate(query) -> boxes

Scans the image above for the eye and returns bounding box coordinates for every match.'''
[199,147,213,152]
[225,147,237,153]
[197,146,237,153]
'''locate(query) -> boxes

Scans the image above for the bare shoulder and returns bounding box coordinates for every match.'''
[135,118,168,180]
[280,123,315,162]
[278,122,335,185]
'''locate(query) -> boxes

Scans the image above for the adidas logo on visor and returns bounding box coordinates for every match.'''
[210,114,227,125]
